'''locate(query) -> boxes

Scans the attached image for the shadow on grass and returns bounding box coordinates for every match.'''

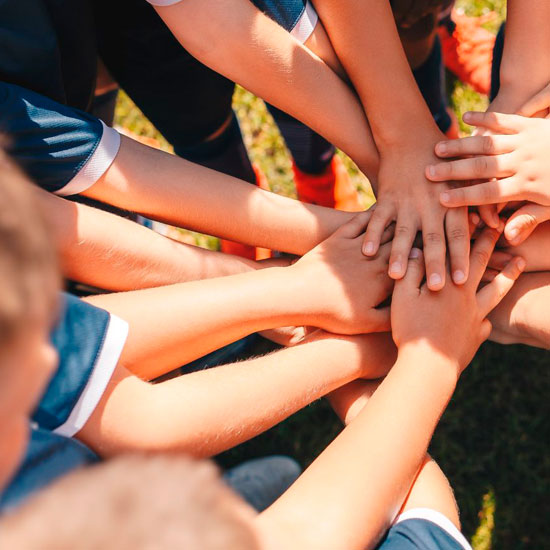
[218,341,549,550]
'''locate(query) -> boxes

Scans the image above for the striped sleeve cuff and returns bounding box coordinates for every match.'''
[53,314,129,437]
[291,1,318,43]
[395,509,473,550]
[55,121,120,197]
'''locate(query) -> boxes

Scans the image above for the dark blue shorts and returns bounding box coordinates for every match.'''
[146,0,318,43]
[377,509,472,550]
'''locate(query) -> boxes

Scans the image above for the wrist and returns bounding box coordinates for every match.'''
[396,341,461,385]
[377,121,442,154]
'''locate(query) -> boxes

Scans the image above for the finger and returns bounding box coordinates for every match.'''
[462,111,527,134]
[477,257,526,317]
[468,224,504,286]
[488,250,514,270]
[440,177,522,208]
[380,223,396,245]
[481,268,499,283]
[362,206,394,256]
[517,86,550,118]
[388,213,418,280]
[504,203,550,245]
[401,247,425,290]
[368,306,392,332]
[434,134,516,159]
[445,207,470,285]
[478,204,501,228]
[426,155,514,182]
[334,210,374,239]
[422,217,446,291]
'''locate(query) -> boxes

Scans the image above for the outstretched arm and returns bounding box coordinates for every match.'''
[36,187,277,291]
[85,214,394,379]
[257,227,523,550]
[310,0,469,291]
[153,0,378,179]
[84,136,356,255]
[77,332,396,458]
[492,0,550,114]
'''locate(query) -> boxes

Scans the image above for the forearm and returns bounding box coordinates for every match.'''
[154,0,378,177]
[496,1,550,111]
[258,345,457,550]
[85,267,317,379]
[37,188,260,291]
[313,0,436,148]
[85,136,354,255]
[78,333,394,457]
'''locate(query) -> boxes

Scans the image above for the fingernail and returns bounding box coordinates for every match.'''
[471,213,481,225]
[441,192,451,204]
[429,273,442,288]
[508,227,519,239]
[364,242,375,255]
[428,165,436,177]
[453,270,466,284]
[389,261,402,275]
[463,112,472,122]
[517,258,526,272]
[409,248,421,259]
[437,143,447,154]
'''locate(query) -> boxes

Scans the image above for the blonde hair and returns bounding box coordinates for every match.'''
[0,147,59,346]
[0,454,260,550]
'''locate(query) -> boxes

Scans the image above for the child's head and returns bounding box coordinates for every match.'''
[0,148,60,490]
[0,454,261,550]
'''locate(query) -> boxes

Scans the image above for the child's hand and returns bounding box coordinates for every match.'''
[292,212,394,335]
[491,221,550,272]
[363,131,470,290]
[391,224,524,371]
[427,112,550,209]
[517,83,550,119]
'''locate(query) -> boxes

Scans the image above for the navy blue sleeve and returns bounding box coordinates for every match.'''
[0,81,119,195]
[0,427,99,513]
[377,518,470,550]
[32,293,128,437]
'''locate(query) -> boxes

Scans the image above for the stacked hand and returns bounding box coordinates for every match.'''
[426,96,550,246]
[392,224,524,370]
[291,211,394,335]
[362,130,470,290]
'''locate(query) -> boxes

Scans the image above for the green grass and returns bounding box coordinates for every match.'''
[114,2,550,547]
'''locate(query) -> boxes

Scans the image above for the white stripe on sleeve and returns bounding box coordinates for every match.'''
[53,314,129,438]
[56,121,120,197]
[291,1,318,44]
[395,508,473,550]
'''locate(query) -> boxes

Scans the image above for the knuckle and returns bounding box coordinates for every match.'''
[448,227,467,241]
[424,231,444,246]
[473,249,491,266]
[482,136,495,154]
[521,213,538,229]
[474,156,489,177]
[395,224,411,237]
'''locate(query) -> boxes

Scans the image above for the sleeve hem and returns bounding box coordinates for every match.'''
[395,508,473,550]
[145,0,183,5]
[290,1,318,44]
[55,121,120,197]
[53,314,129,437]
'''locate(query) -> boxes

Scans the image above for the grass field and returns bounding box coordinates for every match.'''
[114,2,549,547]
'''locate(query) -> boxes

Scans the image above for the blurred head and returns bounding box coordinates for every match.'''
[0,454,261,550]
[0,148,60,490]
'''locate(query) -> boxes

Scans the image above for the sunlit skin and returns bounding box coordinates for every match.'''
[0,323,57,491]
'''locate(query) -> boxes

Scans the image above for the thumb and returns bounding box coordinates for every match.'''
[333,209,373,239]
[504,204,550,245]
[517,85,550,118]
